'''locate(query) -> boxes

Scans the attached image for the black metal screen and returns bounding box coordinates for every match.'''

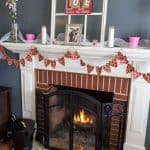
[36,87,127,150]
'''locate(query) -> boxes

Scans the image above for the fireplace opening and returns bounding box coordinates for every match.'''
[36,85,127,150]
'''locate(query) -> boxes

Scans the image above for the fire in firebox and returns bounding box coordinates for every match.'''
[74,109,94,126]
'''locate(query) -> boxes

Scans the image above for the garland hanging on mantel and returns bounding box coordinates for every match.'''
[0,46,150,83]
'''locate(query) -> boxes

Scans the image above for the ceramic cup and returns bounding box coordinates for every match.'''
[128,36,140,48]
[26,33,35,42]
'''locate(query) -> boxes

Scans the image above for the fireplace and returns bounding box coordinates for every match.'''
[36,82,128,150]
[35,69,130,150]
[2,43,150,150]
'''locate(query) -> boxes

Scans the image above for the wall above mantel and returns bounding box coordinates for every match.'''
[1,0,150,40]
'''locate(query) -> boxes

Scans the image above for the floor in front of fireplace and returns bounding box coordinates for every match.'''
[32,140,47,150]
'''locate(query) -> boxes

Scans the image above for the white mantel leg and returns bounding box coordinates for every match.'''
[124,62,150,150]
[20,56,36,120]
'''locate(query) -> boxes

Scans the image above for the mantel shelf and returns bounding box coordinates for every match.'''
[1,42,150,61]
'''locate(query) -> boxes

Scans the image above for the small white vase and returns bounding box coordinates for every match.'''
[11,21,18,42]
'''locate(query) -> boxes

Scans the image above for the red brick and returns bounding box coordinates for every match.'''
[109,77,115,93]
[93,75,98,90]
[38,69,43,83]
[114,94,128,101]
[98,76,103,91]
[103,76,109,91]
[82,74,87,89]
[67,72,72,87]
[43,70,48,84]
[71,73,76,88]
[48,71,52,84]
[52,71,57,85]
[62,72,66,86]
[121,78,130,94]
[87,75,93,90]
[76,74,82,88]
[115,78,121,93]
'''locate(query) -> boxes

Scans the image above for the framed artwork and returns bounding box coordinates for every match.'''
[65,24,82,45]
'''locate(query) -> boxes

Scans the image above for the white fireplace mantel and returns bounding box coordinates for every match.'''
[1,42,150,150]
[1,42,150,62]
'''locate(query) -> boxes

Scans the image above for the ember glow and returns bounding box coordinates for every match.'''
[74,109,93,125]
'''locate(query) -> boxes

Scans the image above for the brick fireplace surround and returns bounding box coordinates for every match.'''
[1,42,150,150]
[36,70,130,149]
[36,70,130,101]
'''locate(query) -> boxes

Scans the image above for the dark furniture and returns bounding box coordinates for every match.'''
[12,119,35,150]
[0,86,11,141]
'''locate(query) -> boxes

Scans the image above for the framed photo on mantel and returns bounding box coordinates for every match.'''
[65,24,82,45]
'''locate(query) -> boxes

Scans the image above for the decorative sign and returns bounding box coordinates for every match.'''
[65,0,93,14]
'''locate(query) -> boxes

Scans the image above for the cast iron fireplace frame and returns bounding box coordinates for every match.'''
[36,88,127,150]
[42,89,113,150]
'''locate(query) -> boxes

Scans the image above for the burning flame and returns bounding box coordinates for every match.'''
[74,109,93,125]
[79,145,84,150]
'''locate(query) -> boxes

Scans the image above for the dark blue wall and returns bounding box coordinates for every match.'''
[0,50,21,117]
[0,0,51,117]
[107,0,150,39]
[0,0,150,149]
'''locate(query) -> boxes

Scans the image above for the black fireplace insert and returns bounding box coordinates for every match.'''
[36,86,127,150]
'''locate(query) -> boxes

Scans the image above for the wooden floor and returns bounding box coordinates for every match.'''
[32,140,48,150]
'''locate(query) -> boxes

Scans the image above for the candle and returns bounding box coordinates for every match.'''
[41,26,47,44]
[108,26,115,47]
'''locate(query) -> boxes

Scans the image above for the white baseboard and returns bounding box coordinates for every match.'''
[124,143,145,150]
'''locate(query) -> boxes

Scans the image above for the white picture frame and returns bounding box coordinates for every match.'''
[65,24,82,45]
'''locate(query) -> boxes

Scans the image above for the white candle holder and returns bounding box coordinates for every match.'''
[41,26,47,44]
[108,26,115,47]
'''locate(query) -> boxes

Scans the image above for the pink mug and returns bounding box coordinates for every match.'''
[129,36,140,48]
[26,33,35,41]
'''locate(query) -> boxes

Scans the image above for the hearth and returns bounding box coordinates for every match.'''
[36,85,127,150]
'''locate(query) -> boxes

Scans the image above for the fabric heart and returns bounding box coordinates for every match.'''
[51,60,56,68]
[103,64,111,72]
[143,74,150,83]
[71,51,80,60]
[0,47,3,52]
[1,55,7,60]
[117,51,124,57]
[14,60,20,68]
[109,59,118,67]
[58,57,65,66]
[132,70,141,79]
[80,59,86,66]
[64,51,72,58]
[126,64,135,73]
[87,64,94,74]
[44,58,51,67]
[120,56,128,64]
[38,54,44,61]
[96,66,102,75]
[117,52,125,60]
[7,59,13,65]
[20,58,25,66]
[29,47,38,56]
[25,55,32,62]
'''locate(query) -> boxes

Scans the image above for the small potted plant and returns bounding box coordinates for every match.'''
[5,0,19,42]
